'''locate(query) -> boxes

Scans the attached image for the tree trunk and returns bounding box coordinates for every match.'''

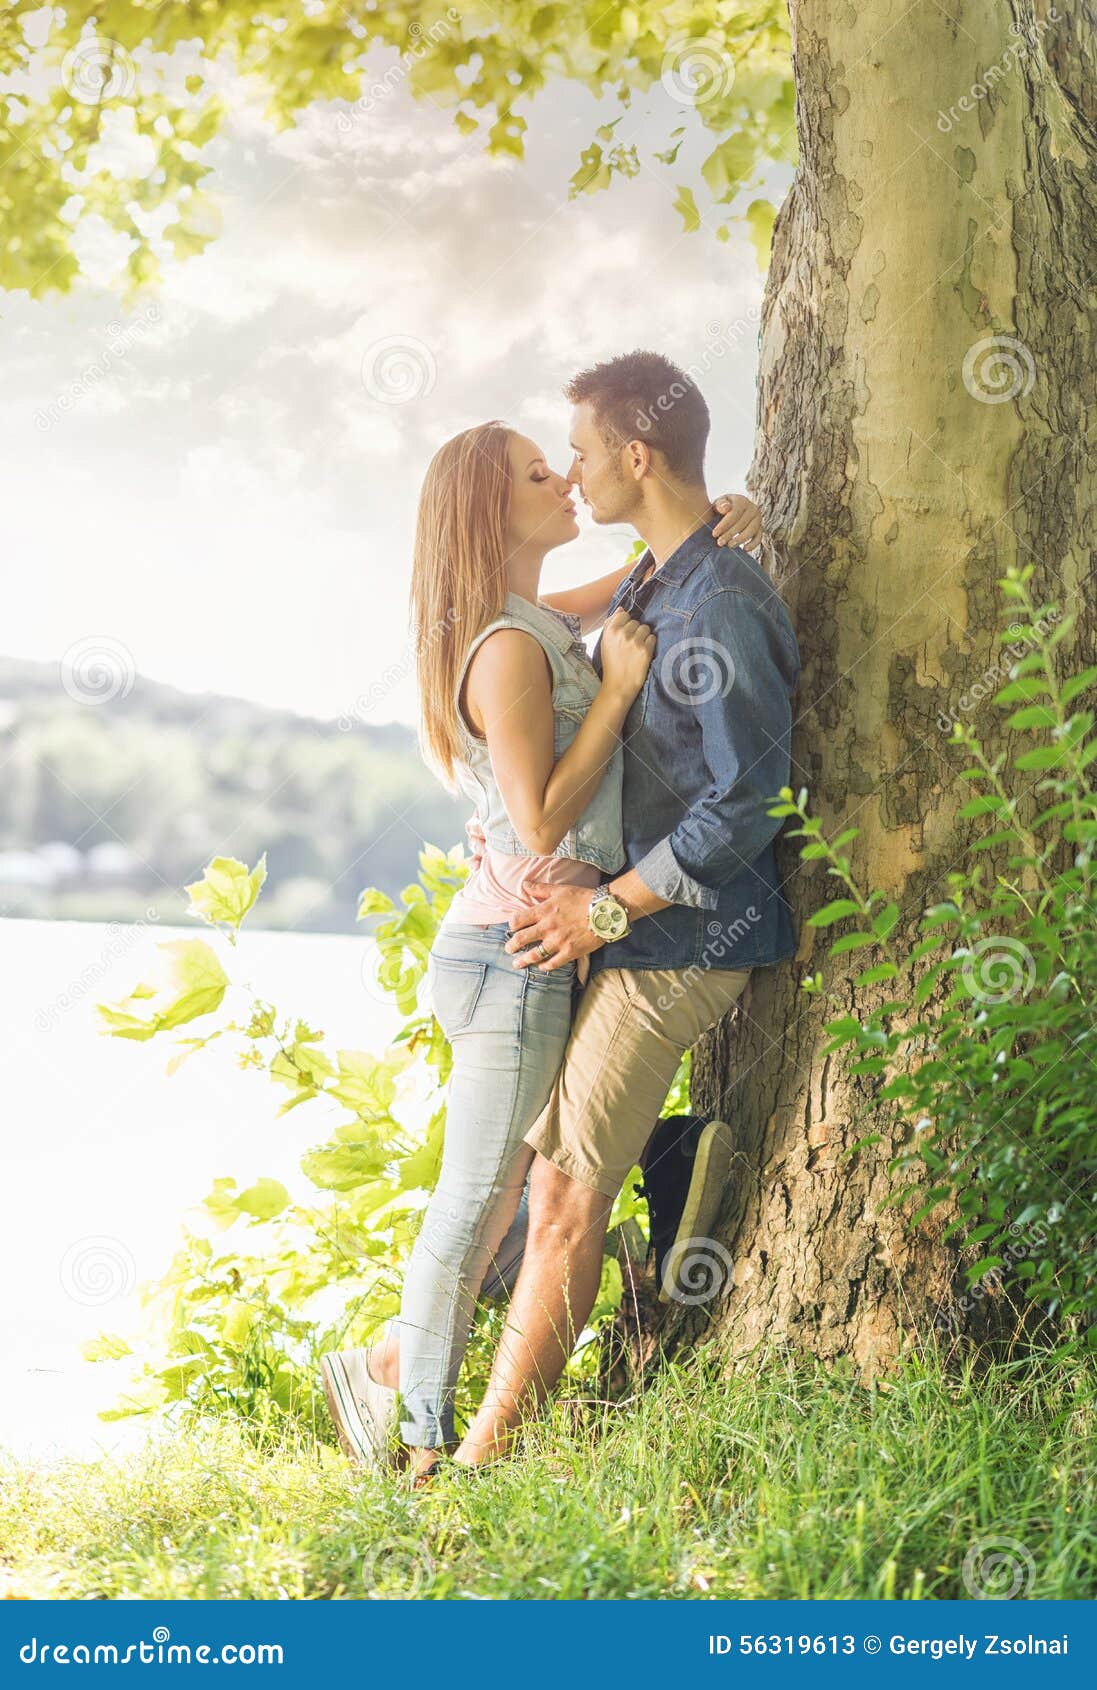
[679,0,1096,1375]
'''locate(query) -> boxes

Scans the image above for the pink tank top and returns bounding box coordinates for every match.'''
[448,844,600,926]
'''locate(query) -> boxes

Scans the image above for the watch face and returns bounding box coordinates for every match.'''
[593,899,628,939]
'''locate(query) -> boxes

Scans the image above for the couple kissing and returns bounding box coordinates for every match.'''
[322,349,801,1485]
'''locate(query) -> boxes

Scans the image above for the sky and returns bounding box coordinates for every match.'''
[6,39,786,728]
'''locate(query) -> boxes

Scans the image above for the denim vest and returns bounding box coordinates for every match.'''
[453,592,624,876]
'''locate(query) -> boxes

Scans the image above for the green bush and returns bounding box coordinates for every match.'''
[773,566,1096,1347]
[93,847,659,1438]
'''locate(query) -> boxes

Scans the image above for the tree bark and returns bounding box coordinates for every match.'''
[680,0,1096,1375]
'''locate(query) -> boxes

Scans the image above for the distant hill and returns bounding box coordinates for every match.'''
[0,655,466,932]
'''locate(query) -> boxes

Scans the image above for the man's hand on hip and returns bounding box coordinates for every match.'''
[505,883,604,971]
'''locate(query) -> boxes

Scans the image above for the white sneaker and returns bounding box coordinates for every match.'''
[320,1347,401,1470]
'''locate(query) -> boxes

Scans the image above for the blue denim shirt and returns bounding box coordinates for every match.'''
[588,514,801,975]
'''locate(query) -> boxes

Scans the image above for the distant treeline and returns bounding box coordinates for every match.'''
[0,656,466,932]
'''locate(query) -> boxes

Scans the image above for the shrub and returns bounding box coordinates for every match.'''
[772,566,1096,1348]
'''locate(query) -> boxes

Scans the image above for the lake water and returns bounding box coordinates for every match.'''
[0,916,399,1461]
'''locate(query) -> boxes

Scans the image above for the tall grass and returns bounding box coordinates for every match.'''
[3,1344,1092,1600]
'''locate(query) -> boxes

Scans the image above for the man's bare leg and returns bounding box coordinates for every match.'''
[453,1155,612,1466]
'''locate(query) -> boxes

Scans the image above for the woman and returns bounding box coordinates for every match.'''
[321,422,760,1482]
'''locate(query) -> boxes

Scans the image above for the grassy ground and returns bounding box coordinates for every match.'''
[2,1346,1094,1600]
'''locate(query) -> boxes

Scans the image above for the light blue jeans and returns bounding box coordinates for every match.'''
[396,921,578,1447]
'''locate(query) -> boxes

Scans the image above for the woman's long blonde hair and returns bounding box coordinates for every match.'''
[410,421,514,784]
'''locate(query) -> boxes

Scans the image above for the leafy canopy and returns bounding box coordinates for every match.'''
[1,0,792,297]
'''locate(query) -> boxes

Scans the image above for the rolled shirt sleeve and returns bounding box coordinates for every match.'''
[632,832,719,909]
[632,588,797,909]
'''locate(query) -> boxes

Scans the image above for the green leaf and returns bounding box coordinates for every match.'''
[1015,745,1066,770]
[871,902,900,940]
[571,141,611,196]
[994,677,1048,704]
[97,940,229,1040]
[185,855,267,929]
[357,888,396,919]
[1005,704,1058,731]
[201,1176,243,1231]
[235,1178,290,1221]
[156,941,230,1026]
[829,931,878,955]
[301,1134,387,1193]
[82,1333,133,1363]
[745,198,776,267]
[398,1105,446,1192]
[700,133,756,200]
[1059,667,1097,706]
[972,830,1019,851]
[328,1049,399,1117]
[673,184,701,232]
[807,898,862,928]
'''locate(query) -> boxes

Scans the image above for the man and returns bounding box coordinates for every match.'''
[450,349,801,1467]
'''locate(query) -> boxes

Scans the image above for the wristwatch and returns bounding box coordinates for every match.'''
[588,885,632,943]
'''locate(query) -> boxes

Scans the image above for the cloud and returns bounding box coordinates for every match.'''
[6,67,780,724]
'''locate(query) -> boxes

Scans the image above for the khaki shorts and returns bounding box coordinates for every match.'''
[524,965,751,1199]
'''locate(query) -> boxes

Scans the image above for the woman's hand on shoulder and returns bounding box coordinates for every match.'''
[712,493,763,555]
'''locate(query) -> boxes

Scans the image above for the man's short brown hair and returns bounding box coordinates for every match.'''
[565,350,710,481]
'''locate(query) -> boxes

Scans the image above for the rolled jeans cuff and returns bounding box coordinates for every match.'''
[400,1413,448,1449]
[632,835,719,910]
